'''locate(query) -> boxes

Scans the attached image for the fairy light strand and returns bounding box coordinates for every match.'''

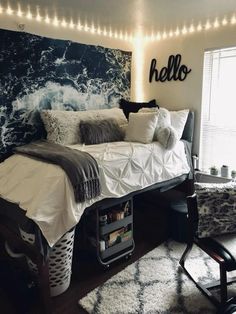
[1,4,236,42]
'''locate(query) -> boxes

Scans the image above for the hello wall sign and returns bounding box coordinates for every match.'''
[149,54,191,83]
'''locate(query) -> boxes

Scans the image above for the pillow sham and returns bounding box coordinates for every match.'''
[195,181,236,238]
[119,98,158,119]
[124,112,158,144]
[40,107,127,145]
[138,107,177,149]
[170,109,189,140]
[79,119,124,145]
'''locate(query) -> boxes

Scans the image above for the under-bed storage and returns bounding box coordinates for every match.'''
[86,196,135,267]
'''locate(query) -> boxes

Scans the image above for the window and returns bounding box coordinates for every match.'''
[200,47,236,172]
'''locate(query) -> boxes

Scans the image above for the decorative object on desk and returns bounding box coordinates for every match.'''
[210,166,218,176]
[221,165,229,178]
[78,241,215,314]
[231,170,236,179]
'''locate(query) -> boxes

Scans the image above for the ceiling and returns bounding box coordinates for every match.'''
[2,0,236,36]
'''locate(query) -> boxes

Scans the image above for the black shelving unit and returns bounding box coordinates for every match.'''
[86,196,135,267]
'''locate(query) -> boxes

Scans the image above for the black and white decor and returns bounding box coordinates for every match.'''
[0,29,132,160]
[79,241,227,313]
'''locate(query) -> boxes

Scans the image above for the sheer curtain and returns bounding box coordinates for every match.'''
[200,47,236,173]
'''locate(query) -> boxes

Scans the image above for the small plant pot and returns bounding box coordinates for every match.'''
[210,167,218,176]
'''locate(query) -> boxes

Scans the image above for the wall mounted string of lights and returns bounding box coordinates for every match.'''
[0,3,236,42]
[143,15,236,42]
[0,3,133,41]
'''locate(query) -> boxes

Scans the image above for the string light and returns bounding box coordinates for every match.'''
[84,24,89,32]
[53,16,59,27]
[6,6,13,15]
[222,17,228,25]
[69,20,75,29]
[45,15,50,24]
[175,28,180,36]
[156,32,161,40]
[197,23,202,31]
[26,10,32,20]
[61,19,67,28]
[231,15,236,24]
[119,32,123,40]
[189,24,195,33]
[205,20,211,30]
[1,3,236,42]
[162,31,167,39]
[181,26,187,34]
[213,19,219,28]
[17,6,23,17]
[77,21,83,30]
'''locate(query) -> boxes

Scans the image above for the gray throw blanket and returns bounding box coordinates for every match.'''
[14,141,101,203]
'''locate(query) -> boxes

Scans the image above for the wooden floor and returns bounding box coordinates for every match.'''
[0,193,171,314]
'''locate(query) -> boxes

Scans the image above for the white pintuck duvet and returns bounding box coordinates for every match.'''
[0,141,190,246]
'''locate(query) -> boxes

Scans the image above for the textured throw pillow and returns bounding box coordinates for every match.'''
[40,107,127,145]
[79,119,124,145]
[155,126,178,150]
[170,109,189,140]
[195,181,236,238]
[125,112,158,144]
[119,99,158,119]
[139,107,177,149]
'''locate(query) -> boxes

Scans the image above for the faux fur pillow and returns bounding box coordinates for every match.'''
[125,112,158,144]
[79,119,124,145]
[40,108,127,145]
[155,126,178,150]
[138,107,177,149]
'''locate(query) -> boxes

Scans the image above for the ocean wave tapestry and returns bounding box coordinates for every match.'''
[0,29,131,160]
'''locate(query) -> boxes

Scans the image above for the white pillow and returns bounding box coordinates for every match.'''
[170,109,189,140]
[125,112,158,144]
[41,107,127,145]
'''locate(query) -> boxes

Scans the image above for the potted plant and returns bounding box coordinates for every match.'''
[231,170,236,179]
[210,166,218,176]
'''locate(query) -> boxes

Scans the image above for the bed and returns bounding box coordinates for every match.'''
[0,107,194,246]
[0,105,194,310]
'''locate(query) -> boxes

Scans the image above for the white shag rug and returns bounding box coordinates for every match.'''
[78,241,236,314]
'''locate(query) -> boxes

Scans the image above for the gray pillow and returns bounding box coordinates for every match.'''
[79,119,125,145]
[155,126,178,150]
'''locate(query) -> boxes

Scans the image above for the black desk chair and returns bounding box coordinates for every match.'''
[179,187,236,309]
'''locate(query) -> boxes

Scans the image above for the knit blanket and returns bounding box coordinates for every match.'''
[14,140,101,203]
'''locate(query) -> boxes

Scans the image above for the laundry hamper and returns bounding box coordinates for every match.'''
[6,227,75,297]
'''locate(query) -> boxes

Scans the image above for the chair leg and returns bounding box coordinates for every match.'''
[37,261,52,314]
[220,264,227,305]
[179,242,193,269]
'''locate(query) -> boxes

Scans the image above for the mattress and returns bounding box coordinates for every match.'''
[0,140,190,247]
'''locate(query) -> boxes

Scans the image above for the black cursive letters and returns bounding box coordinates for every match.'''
[149,54,191,83]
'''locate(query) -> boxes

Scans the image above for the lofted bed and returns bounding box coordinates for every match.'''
[0,105,194,313]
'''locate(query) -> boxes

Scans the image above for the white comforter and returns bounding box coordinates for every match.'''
[0,141,190,246]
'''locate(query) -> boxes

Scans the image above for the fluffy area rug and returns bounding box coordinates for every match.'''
[78,241,236,314]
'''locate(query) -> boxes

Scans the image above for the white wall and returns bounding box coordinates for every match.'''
[138,25,236,154]
[0,14,133,52]
[2,13,236,155]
